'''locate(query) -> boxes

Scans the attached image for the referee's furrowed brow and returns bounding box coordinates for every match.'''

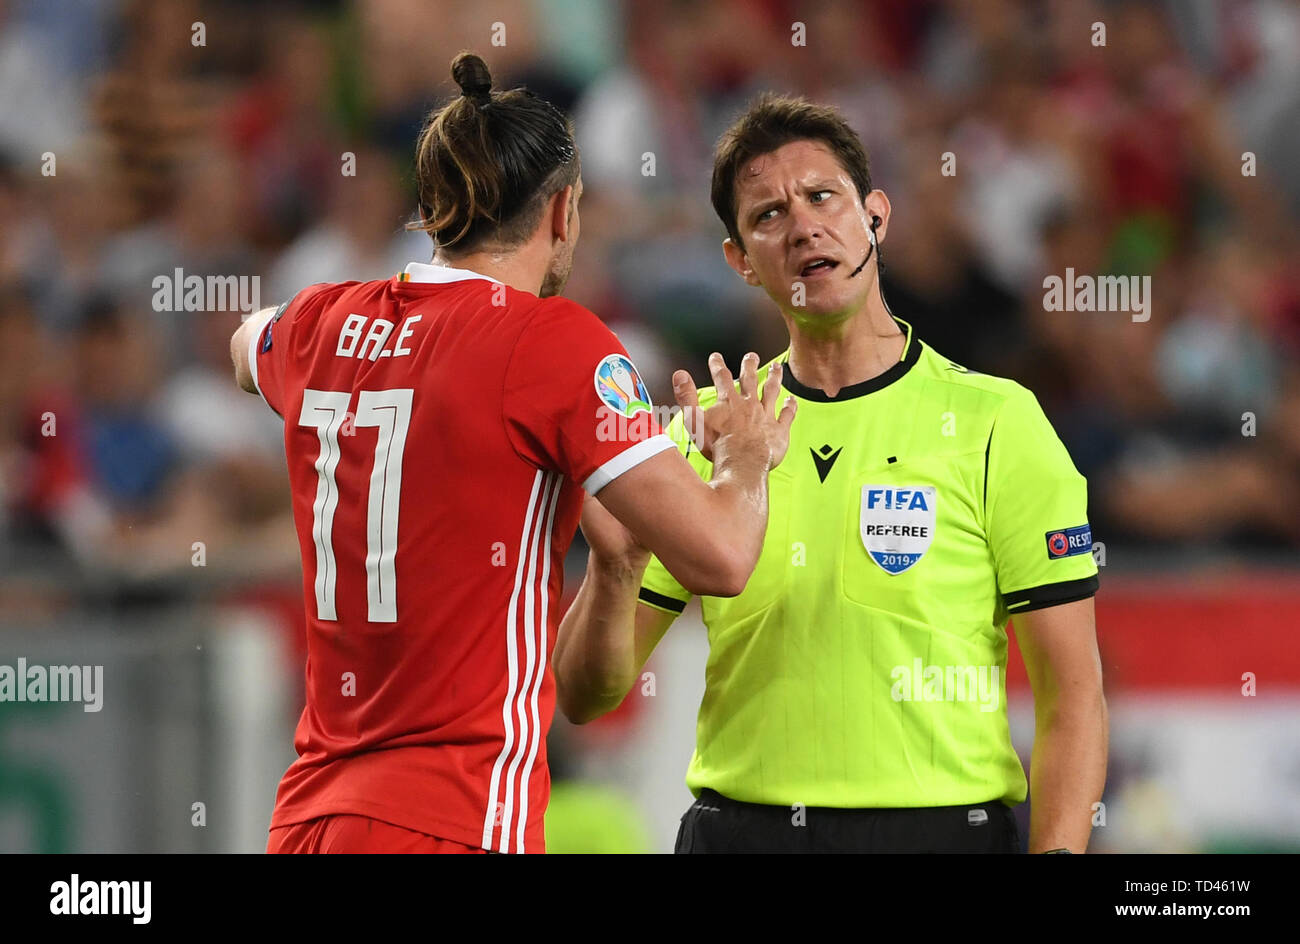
[740,166,843,227]
[737,167,781,213]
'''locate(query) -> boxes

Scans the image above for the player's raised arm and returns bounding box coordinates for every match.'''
[553,353,794,723]
[595,351,794,597]
[506,296,796,598]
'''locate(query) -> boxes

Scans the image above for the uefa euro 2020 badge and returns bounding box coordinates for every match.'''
[859,485,937,575]
[594,354,653,417]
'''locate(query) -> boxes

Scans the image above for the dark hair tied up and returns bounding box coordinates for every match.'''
[409,51,580,251]
[453,53,492,106]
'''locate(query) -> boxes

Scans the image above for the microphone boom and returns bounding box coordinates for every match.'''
[847,244,874,279]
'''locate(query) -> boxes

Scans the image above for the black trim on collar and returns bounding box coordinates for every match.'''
[780,322,922,403]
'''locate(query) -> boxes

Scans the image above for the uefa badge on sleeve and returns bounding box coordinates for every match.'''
[593,354,653,416]
[859,485,937,575]
[1045,524,1092,560]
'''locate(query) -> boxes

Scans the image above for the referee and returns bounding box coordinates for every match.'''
[552,95,1107,853]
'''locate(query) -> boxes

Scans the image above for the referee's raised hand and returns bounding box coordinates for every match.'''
[674,352,796,468]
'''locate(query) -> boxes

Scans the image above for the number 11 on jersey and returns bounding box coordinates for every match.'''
[298,388,413,623]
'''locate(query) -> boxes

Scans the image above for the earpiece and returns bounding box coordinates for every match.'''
[851,215,882,276]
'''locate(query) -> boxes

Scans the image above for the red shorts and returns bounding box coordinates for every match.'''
[267,814,490,854]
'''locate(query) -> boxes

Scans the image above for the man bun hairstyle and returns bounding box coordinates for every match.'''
[711,94,872,251]
[453,53,492,106]
[411,52,578,252]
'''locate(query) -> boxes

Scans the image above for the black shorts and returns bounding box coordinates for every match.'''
[674,788,1022,853]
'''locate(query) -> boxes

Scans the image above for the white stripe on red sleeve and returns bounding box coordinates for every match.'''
[581,434,676,495]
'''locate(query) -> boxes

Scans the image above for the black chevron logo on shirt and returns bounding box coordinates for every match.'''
[810,444,843,483]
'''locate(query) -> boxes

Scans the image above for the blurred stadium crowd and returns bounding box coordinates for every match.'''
[1,0,1298,608]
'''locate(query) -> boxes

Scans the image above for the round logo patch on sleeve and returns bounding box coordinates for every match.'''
[1045,524,1092,559]
[594,353,653,416]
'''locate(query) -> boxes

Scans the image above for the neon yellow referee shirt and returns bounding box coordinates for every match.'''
[639,316,1098,809]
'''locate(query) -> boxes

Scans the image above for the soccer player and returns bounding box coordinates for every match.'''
[553,95,1107,853]
[228,55,795,854]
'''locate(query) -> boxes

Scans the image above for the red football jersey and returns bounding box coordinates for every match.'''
[249,261,671,853]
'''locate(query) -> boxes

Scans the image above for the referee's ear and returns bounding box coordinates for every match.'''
[722,238,760,286]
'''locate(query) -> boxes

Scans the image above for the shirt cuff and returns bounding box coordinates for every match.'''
[638,586,688,615]
[581,434,676,495]
[1003,575,1099,614]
